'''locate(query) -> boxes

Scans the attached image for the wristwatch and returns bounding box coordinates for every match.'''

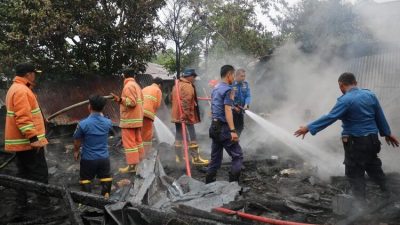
[230,129,236,133]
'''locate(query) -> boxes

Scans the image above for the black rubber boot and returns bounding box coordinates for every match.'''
[101,181,112,197]
[205,171,217,184]
[80,183,92,193]
[229,171,241,183]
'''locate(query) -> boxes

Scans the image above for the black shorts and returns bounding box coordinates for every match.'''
[80,158,111,180]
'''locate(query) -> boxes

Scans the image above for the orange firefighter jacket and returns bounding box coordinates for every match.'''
[5,76,48,151]
[171,78,200,124]
[119,78,144,128]
[142,84,162,121]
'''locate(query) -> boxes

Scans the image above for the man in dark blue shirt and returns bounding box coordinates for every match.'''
[232,68,251,136]
[206,65,243,184]
[73,95,113,198]
[295,73,399,202]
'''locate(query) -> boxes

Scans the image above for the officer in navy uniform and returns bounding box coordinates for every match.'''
[206,65,243,183]
[232,68,251,136]
[295,72,399,203]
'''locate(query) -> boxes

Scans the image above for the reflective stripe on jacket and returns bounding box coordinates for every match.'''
[119,78,144,128]
[171,78,200,124]
[142,84,162,120]
[5,76,48,151]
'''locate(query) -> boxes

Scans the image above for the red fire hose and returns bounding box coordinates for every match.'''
[213,207,318,225]
[175,79,192,177]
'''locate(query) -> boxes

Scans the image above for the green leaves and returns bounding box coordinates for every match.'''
[0,0,165,78]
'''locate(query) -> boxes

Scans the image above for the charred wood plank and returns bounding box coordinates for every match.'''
[0,175,245,225]
[62,186,84,225]
[0,174,115,208]
[7,213,69,225]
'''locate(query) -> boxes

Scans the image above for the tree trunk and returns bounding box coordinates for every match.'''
[176,43,181,78]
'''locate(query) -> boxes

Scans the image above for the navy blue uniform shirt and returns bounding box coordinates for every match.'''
[211,82,234,122]
[73,113,112,160]
[308,87,391,137]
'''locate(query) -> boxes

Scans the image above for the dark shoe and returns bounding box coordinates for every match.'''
[229,171,241,183]
[196,166,208,173]
[205,171,217,184]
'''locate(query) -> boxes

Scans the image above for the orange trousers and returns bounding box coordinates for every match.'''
[121,128,144,165]
[142,117,154,154]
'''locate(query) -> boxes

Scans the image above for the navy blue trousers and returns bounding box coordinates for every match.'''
[208,122,243,174]
[343,134,386,199]
[233,110,244,137]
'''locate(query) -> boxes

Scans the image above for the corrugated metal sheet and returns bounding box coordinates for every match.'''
[346,51,400,103]
[39,73,158,125]
[38,76,122,125]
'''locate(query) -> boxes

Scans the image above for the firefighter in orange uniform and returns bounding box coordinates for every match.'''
[5,63,49,208]
[111,68,144,173]
[142,77,163,154]
[171,68,209,166]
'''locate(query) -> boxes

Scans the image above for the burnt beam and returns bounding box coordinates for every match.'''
[0,174,115,208]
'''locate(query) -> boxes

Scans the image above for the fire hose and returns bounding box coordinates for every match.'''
[174,79,192,177]
[213,207,318,225]
[47,95,114,121]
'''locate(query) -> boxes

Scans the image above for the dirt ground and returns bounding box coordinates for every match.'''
[1,131,400,225]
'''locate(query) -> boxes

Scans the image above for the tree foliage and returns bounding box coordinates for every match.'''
[205,0,275,58]
[0,0,165,78]
[152,48,201,75]
[158,0,205,77]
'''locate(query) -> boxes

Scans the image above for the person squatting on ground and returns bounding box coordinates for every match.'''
[5,62,50,209]
[206,65,243,184]
[294,72,399,203]
[142,77,163,155]
[171,68,209,166]
[73,95,113,198]
[111,68,144,173]
[232,68,251,137]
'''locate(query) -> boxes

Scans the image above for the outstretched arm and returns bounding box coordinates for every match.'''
[295,98,349,138]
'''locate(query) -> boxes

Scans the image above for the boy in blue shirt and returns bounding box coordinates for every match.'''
[73,95,113,198]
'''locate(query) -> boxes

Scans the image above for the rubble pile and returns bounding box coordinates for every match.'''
[1,137,400,225]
